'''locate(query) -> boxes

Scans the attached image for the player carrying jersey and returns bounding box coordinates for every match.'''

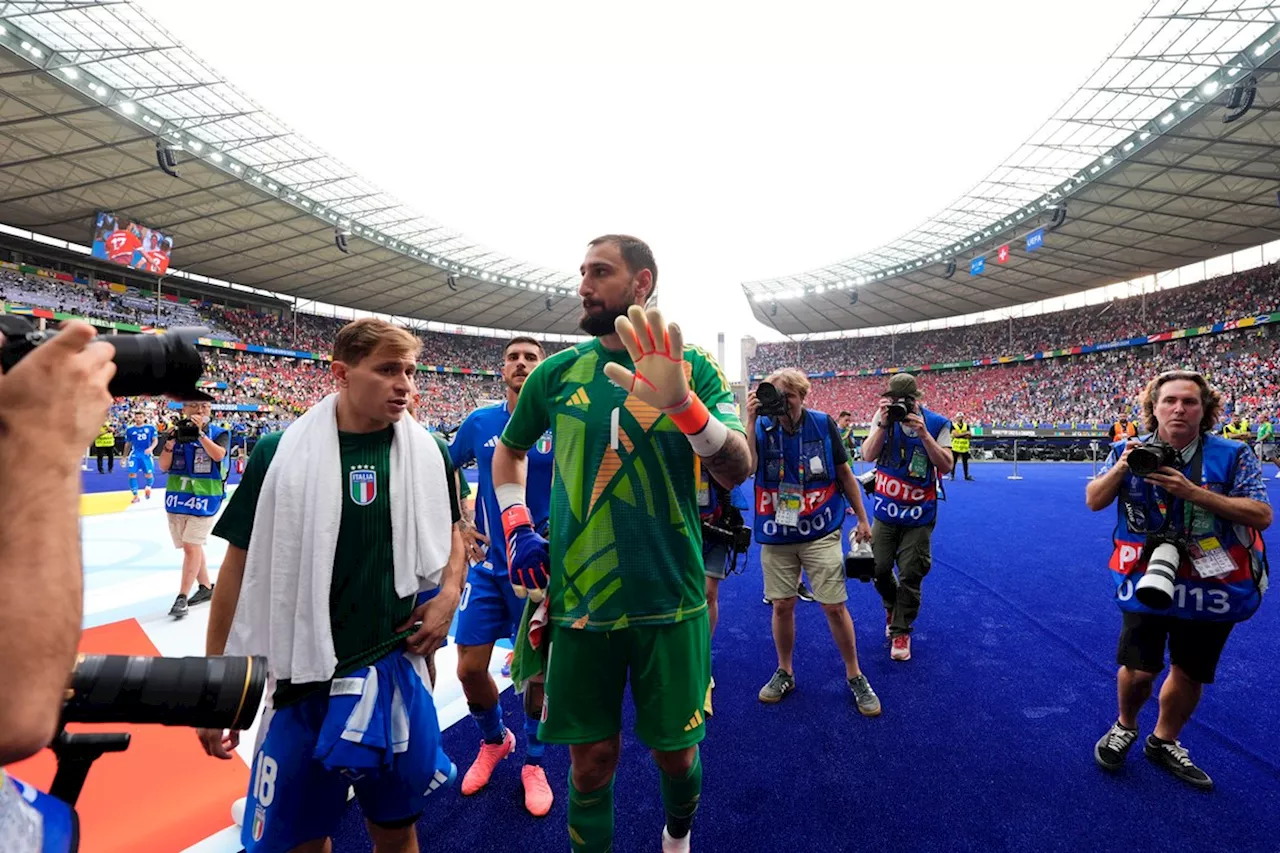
[197,319,465,853]
[449,336,556,816]
[103,225,142,265]
[123,409,157,503]
[493,235,752,853]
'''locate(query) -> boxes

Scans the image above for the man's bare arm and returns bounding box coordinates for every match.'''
[701,428,752,489]
[206,545,247,655]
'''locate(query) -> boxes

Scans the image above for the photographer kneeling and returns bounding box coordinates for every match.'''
[1086,370,1271,789]
[158,400,229,618]
[747,369,879,715]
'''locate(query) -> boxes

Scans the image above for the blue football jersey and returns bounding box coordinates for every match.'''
[450,401,553,575]
[125,423,156,454]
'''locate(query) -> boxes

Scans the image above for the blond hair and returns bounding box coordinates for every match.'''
[765,367,810,400]
[1139,370,1221,435]
[332,318,422,365]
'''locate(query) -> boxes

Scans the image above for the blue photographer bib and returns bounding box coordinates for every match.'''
[165,423,227,517]
[1110,433,1267,623]
[753,410,846,545]
[871,406,949,527]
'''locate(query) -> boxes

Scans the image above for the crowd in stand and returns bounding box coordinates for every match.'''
[6,262,1280,435]
[804,327,1280,426]
[750,261,1280,375]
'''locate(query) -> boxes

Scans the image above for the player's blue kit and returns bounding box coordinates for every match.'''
[124,423,157,490]
[449,401,553,646]
[242,650,455,852]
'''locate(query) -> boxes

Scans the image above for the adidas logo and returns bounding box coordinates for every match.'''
[567,387,590,407]
[484,436,499,448]
[683,709,705,732]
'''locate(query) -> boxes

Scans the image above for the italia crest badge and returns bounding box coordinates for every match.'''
[349,464,377,506]
[536,433,552,454]
[252,805,266,842]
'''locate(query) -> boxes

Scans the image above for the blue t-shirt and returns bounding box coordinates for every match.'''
[124,423,157,455]
[450,401,554,575]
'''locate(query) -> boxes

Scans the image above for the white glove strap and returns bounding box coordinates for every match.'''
[686,415,729,457]
[496,483,527,512]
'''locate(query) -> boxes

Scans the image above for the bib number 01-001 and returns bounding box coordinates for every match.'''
[1116,578,1231,615]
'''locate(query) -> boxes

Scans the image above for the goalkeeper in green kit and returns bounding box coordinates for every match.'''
[493,235,752,853]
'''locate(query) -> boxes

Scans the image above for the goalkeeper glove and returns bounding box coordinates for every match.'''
[502,504,548,602]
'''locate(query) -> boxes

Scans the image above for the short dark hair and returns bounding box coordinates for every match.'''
[589,234,658,301]
[504,335,544,356]
[838,410,852,418]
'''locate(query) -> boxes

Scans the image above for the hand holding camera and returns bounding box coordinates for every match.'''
[0,320,115,464]
[754,381,787,418]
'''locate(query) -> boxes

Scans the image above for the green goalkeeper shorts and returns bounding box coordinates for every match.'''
[538,612,711,752]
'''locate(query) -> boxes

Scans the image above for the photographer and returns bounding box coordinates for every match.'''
[700,464,750,654]
[0,321,114,763]
[1086,370,1270,789]
[860,373,953,662]
[158,400,229,618]
[746,369,880,715]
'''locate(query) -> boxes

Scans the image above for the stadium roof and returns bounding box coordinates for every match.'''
[744,2,1280,336]
[0,1,586,334]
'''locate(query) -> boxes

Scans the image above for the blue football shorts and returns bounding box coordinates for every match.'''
[241,650,455,852]
[454,560,524,647]
[126,453,154,475]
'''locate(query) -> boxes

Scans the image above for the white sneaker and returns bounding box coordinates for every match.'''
[662,827,691,853]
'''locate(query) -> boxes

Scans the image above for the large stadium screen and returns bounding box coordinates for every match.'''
[90,211,173,275]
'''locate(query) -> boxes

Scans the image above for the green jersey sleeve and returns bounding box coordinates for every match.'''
[212,431,283,550]
[431,433,461,523]
[688,346,744,435]
[501,360,552,451]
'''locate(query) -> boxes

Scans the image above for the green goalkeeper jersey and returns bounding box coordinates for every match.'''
[501,337,744,631]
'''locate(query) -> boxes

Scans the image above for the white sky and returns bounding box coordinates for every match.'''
[140,0,1151,375]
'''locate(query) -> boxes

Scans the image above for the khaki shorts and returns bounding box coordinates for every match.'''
[761,530,846,604]
[168,513,216,548]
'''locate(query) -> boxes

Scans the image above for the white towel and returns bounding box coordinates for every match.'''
[227,393,454,684]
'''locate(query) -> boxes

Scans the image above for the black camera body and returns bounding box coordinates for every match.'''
[703,515,752,553]
[1128,439,1180,477]
[172,417,202,444]
[0,315,212,401]
[885,396,916,424]
[755,381,788,418]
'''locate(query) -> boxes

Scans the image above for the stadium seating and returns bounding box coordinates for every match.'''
[4,263,1278,437]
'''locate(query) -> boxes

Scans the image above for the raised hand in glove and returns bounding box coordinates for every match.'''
[602,305,690,410]
[502,504,549,602]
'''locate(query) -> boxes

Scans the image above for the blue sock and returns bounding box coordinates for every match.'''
[144,474,153,489]
[524,714,544,765]
[129,476,138,495]
[470,703,506,744]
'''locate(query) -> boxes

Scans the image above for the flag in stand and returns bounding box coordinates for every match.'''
[969,257,986,276]
[996,244,1010,264]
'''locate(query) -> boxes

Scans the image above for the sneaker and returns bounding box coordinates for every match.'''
[145,487,152,499]
[758,668,795,703]
[130,495,140,504]
[848,674,881,716]
[460,728,516,795]
[965,475,975,481]
[188,584,214,606]
[762,595,772,605]
[520,763,553,817]
[890,634,911,661]
[1144,735,1213,790]
[169,594,188,619]
[662,827,691,853]
[502,651,513,678]
[796,582,815,603]
[1094,721,1139,771]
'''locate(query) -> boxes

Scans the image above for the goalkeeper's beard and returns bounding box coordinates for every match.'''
[579,292,635,338]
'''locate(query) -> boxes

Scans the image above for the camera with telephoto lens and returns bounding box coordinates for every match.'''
[755,381,788,418]
[0,315,212,401]
[1134,536,1185,610]
[1127,439,1180,477]
[885,396,916,424]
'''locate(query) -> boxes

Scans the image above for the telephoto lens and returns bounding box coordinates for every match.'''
[1135,542,1181,610]
[63,654,267,731]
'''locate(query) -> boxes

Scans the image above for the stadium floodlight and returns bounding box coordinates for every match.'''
[1203,80,1220,96]
[120,102,136,115]
[1140,131,1151,141]
[1161,113,1174,124]
[1103,156,1113,165]
[1255,42,1270,56]
[61,67,78,79]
